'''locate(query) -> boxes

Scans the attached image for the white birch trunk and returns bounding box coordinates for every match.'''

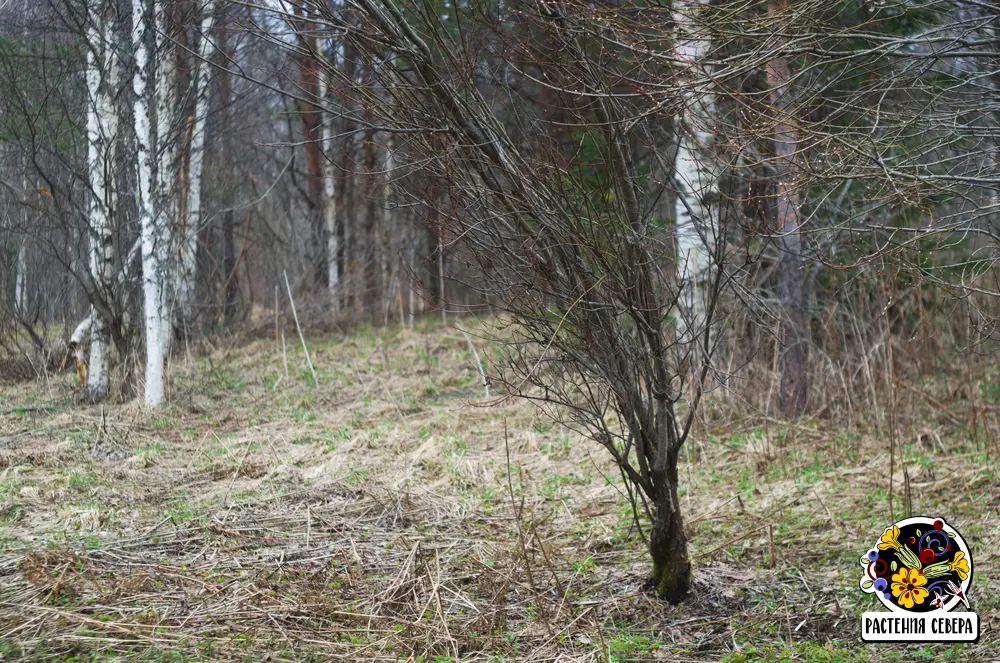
[69,309,94,386]
[14,241,25,314]
[155,0,177,352]
[70,311,94,350]
[133,0,168,406]
[177,4,217,327]
[319,58,339,310]
[672,0,718,345]
[85,5,118,402]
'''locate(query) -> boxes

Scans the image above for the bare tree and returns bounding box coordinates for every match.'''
[246,0,743,602]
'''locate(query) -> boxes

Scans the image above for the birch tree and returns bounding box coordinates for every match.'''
[176,2,218,329]
[318,47,339,310]
[132,0,171,406]
[84,0,119,402]
[672,0,719,351]
[14,240,25,315]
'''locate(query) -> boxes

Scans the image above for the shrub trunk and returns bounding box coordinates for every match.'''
[649,469,691,603]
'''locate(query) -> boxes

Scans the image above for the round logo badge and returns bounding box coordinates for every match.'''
[859,516,972,613]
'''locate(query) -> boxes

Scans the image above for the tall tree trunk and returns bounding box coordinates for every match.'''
[294,2,328,292]
[133,0,170,406]
[85,2,118,402]
[317,47,339,311]
[768,0,808,417]
[381,135,394,323]
[672,0,717,350]
[364,128,380,314]
[319,58,339,311]
[177,2,218,331]
[154,0,179,330]
[217,15,238,325]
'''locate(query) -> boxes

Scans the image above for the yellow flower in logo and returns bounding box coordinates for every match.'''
[949,551,969,581]
[891,567,929,609]
[878,526,902,551]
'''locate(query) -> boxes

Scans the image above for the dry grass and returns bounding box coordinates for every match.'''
[0,320,997,662]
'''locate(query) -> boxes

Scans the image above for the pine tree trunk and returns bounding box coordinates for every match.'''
[294,2,328,292]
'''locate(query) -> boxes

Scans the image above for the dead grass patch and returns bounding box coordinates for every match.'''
[0,321,997,661]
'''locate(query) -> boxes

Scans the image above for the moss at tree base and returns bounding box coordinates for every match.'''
[651,557,691,604]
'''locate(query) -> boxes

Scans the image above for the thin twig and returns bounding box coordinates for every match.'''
[459,327,489,400]
[283,269,317,384]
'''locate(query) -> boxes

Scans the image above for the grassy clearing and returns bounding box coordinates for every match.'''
[0,321,997,661]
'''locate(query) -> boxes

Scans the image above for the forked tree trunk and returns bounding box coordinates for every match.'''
[649,465,691,603]
[177,3,218,329]
[767,0,808,417]
[672,0,717,347]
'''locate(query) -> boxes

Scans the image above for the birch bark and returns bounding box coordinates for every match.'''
[14,241,25,315]
[85,1,118,402]
[177,3,218,328]
[672,0,718,347]
[318,55,339,310]
[133,0,169,406]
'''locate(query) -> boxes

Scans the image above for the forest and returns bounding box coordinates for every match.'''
[0,0,998,660]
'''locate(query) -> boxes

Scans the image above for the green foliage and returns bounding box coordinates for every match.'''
[66,471,97,488]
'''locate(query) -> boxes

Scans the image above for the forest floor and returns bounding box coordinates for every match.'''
[0,321,998,662]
